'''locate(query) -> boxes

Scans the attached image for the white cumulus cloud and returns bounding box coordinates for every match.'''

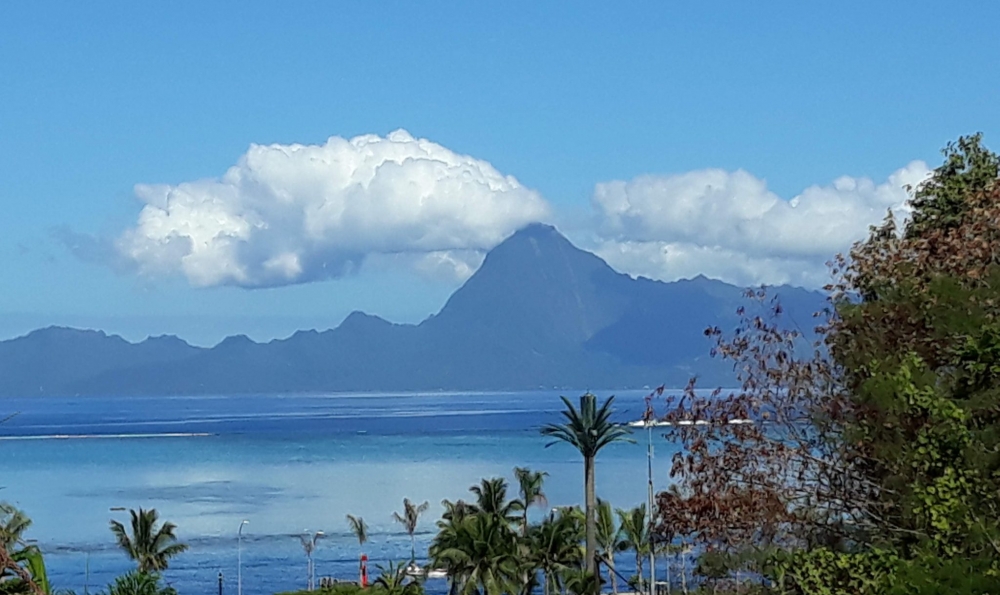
[116,130,551,287]
[590,161,931,287]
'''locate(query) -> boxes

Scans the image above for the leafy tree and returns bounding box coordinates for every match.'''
[650,134,1000,592]
[108,509,187,574]
[907,132,999,237]
[541,394,632,582]
[394,499,430,562]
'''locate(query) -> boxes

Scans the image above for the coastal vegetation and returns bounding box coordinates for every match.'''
[650,133,1000,593]
[2,134,999,593]
[0,502,49,595]
[109,508,188,573]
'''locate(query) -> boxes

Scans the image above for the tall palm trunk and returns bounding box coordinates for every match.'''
[635,552,644,592]
[584,454,597,580]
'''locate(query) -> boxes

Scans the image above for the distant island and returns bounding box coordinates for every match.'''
[0,224,826,396]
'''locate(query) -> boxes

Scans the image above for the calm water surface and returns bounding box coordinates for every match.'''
[0,391,683,595]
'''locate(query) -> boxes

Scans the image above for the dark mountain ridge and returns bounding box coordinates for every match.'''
[0,224,826,396]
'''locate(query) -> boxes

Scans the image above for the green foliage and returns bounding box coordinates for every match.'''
[277,582,426,595]
[541,393,632,583]
[430,472,589,595]
[749,547,1000,595]
[526,509,585,595]
[614,504,649,591]
[393,499,430,561]
[907,132,999,237]
[0,504,51,595]
[594,499,622,593]
[513,468,548,536]
[754,548,900,595]
[662,135,1000,593]
[470,478,523,524]
[345,515,368,548]
[430,510,519,595]
[100,572,175,595]
[540,395,633,460]
[373,562,423,595]
[558,568,599,595]
[108,509,187,573]
[0,505,32,550]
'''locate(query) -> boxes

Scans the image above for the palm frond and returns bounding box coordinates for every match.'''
[346,514,368,546]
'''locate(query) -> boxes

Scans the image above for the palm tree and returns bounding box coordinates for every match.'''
[346,515,368,550]
[526,509,584,595]
[430,513,519,595]
[469,478,521,525]
[108,509,188,573]
[513,468,548,537]
[101,571,177,595]
[541,393,632,582]
[393,498,430,562]
[0,503,48,595]
[616,505,650,593]
[440,499,474,525]
[595,499,623,595]
[0,503,31,550]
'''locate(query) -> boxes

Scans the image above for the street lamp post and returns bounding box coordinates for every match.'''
[647,423,656,595]
[299,530,325,591]
[630,419,671,595]
[238,520,249,595]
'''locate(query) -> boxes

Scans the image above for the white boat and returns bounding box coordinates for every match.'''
[404,563,448,579]
[628,418,755,427]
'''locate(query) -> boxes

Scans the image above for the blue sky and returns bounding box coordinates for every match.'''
[1,1,998,345]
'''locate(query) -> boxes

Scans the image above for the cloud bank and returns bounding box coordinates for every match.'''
[590,162,931,287]
[116,130,550,287]
[108,129,932,290]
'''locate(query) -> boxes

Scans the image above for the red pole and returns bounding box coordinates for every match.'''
[360,554,368,588]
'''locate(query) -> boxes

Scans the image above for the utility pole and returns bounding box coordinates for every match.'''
[238,520,249,595]
[647,423,656,595]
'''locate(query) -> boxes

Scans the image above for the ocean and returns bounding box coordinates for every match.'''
[0,391,683,595]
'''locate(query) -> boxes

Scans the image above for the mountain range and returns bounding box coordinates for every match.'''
[0,224,826,396]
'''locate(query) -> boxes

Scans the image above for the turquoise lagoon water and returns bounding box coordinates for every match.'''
[0,391,682,595]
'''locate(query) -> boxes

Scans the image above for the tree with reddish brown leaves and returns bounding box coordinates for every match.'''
[650,134,1000,593]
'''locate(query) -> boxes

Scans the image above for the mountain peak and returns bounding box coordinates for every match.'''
[510,222,560,239]
[498,223,570,250]
[339,310,392,331]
